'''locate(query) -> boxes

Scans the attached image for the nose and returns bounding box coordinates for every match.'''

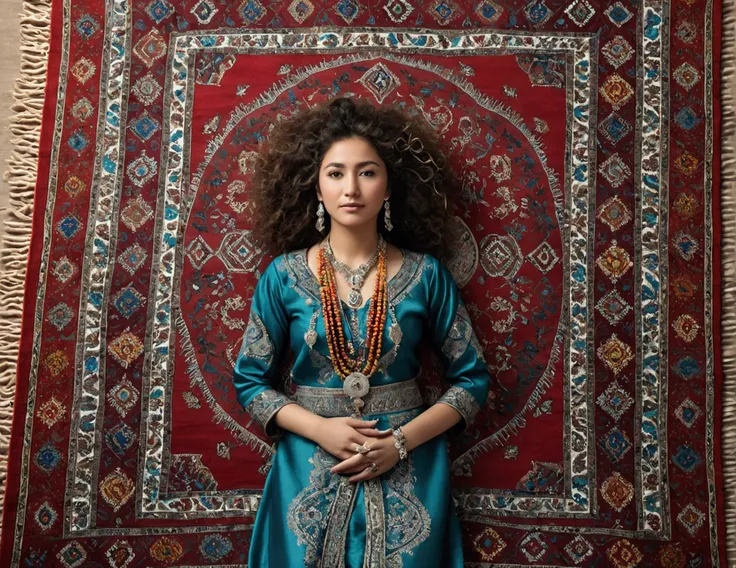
[342,172,360,196]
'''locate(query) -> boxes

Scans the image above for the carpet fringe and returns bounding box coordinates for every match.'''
[721,0,736,564]
[0,0,51,519]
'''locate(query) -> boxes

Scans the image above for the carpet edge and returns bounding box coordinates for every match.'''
[0,0,51,524]
[720,0,736,564]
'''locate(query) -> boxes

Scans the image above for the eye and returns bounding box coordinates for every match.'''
[361,170,375,176]
[328,171,342,178]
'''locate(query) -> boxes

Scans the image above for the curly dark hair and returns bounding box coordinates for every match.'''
[249,97,459,257]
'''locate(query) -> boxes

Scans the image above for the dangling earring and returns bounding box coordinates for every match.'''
[383,199,393,232]
[316,201,326,234]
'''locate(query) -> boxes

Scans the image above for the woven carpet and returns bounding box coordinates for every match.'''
[0,0,733,566]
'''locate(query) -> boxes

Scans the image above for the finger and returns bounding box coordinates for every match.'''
[358,439,383,453]
[330,453,364,474]
[355,428,381,438]
[349,467,377,483]
[346,418,378,428]
[341,462,372,474]
[327,448,352,461]
[334,458,367,474]
[356,428,385,437]
[348,437,370,450]
[347,442,373,456]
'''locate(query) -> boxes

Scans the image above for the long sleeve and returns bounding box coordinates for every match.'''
[426,255,491,431]
[233,259,295,437]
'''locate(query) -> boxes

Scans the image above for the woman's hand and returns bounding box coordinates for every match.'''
[312,417,387,461]
[330,431,400,483]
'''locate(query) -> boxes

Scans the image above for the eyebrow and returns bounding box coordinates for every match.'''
[323,161,381,169]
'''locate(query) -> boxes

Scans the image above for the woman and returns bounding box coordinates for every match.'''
[233,97,491,567]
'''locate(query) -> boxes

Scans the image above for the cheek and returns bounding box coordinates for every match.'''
[319,185,341,210]
[366,185,388,207]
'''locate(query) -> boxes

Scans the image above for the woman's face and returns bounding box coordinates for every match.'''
[317,136,389,232]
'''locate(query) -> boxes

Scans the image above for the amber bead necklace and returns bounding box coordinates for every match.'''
[317,235,388,415]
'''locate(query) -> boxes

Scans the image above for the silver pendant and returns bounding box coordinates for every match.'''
[347,290,363,308]
[343,372,370,398]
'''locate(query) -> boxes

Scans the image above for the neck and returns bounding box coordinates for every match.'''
[326,224,380,268]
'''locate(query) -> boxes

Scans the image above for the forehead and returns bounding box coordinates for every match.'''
[322,137,382,162]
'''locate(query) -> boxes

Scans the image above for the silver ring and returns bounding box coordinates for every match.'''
[369,462,378,473]
[355,443,372,455]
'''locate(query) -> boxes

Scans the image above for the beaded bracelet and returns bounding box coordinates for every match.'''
[392,427,408,461]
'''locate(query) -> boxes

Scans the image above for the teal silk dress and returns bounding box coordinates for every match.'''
[233,248,491,568]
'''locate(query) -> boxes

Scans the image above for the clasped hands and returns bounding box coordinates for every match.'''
[313,417,400,483]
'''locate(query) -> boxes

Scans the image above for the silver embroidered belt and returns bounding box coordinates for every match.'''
[294,379,424,417]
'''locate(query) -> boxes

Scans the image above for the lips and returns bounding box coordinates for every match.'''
[340,203,364,208]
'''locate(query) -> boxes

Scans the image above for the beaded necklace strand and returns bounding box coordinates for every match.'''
[317,237,389,415]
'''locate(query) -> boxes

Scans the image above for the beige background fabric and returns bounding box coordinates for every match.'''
[0,0,22,218]
[0,0,36,519]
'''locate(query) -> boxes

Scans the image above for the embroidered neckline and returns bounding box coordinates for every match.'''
[283,247,426,307]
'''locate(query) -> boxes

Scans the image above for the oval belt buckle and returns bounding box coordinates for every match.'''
[343,372,370,417]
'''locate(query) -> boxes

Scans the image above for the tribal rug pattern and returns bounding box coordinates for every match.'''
[0,0,732,566]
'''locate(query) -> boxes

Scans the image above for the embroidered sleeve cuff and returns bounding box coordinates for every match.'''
[244,389,296,437]
[436,386,481,431]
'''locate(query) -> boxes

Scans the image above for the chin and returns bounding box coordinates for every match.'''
[332,215,379,229]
